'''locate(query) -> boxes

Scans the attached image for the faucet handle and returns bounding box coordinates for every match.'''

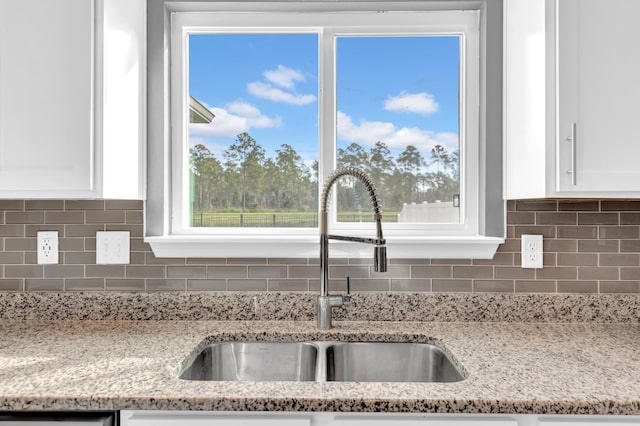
[343,276,352,304]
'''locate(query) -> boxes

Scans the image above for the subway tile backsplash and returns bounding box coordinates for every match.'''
[0,199,639,293]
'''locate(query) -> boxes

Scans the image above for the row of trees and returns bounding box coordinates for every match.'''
[190,131,459,214]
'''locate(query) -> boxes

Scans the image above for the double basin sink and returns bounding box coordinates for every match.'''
[179,341,465,383]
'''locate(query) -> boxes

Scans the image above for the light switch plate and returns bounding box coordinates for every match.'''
[96,231,130,265]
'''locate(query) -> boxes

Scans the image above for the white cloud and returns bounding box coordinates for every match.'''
[337,111,458,153]
[189,101,282,138]
[384,91,439,116]
[247,81,317,106]
[263,65,306,89]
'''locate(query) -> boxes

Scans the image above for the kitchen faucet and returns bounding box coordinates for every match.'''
[318,166,388,329]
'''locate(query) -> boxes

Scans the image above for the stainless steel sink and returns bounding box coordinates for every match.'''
[325,342,464,382]
[179,342,318,381]
[179,341,464,383]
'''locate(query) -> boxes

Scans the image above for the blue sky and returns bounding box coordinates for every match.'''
[188,33,460,167]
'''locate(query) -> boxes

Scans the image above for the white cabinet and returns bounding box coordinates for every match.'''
[0,0,144,199]
[504,0,640,199]
[120,411,518,426]
[120,412,640,426]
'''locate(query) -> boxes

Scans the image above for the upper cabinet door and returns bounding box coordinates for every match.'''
[0,0,95,197]
[0,0,145,199]
[557,0,640,193]
[504,0,640,199]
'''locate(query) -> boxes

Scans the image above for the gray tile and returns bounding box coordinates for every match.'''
[146,279,186,291]
[600,281,639,293]
[557,280,598,293]
[25,278,64,291]
[473,280,514,293]
[506,211,535,225]
[578,240,619,253]
[0,225,25,237]
[515,200,557,211]
[558,200,600,211]
[5,211,44,224]
[249,266,288,279]
[390,278,431,292]
[268,257,307,265]
[621,240,640,253]
[228,279,267,291]
[599,226,640,239]
[0,252,23,264]
[106,278,145,291]
[146,254,186,265]
[557,226,598,239]
[515,280,556,293]
[167,266,207,279]
[44,265,84,278]
[0,279,23,291]
[267,279,308,291]
[86,210,126,224]
[411,265,452,279]
[453,266,493,279]
[86,265,125,278]
[0,200,24,210]
[5,265,43,278]
[227,258,267,264]
[65,224,105,237]
[63,252,95,264]
[126,265,166,278]
[207,266,247,279]
[545,239,578,253]
[494,267,535,280]
[65,200,105,210]
[329,265,370,279]
[25,200,64,210]
[65,278,105,291]
[536,212,576,225]
[599,254,640,266]
[577,213,619,225]
[187,279,227,291]
[126,211,144,224]
[557,253,598,266]
[536,267,577,280]
[288,266,319,279]
[4,238,36,251]
[621,213,640,225]
[45,211,84,224]
[432,279,472,292]
[601,200,640,211]
[105,200,143,210]
[348,278,390,291]
[620,267,640,280]
[578,266,619,281]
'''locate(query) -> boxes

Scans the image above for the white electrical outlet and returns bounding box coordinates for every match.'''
[521,234,543,269]
[37,231,59,264]
[96,231,130,265]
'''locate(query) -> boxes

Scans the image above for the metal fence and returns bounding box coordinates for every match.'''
[191,212,397,227]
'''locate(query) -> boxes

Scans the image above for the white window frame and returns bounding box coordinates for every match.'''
[145,1,504,259]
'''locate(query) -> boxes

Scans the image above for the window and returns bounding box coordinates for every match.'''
[145,1,505,259]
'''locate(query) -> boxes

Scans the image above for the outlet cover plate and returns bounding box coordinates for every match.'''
[96,231,130,265]
[521,234,543,269]
[37,231,59,264]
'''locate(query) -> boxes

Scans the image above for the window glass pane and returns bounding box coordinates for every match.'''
[188,34,319,227]
[336,36,461,224]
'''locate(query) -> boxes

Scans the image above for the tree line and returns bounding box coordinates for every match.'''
[190,131,459,214]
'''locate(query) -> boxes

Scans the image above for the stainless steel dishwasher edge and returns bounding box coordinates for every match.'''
[0,412,116,425]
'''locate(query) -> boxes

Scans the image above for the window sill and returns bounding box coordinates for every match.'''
[145,235,504,259]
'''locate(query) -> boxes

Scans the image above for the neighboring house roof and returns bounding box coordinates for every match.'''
[189,95,215,123]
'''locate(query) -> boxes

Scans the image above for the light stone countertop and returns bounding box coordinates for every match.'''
[0,319,639,414]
